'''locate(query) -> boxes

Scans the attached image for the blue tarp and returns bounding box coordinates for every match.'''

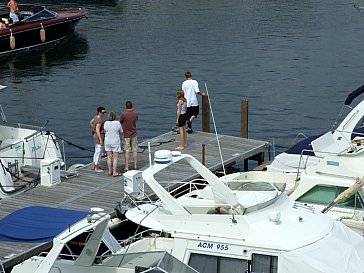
[0,206,89,243]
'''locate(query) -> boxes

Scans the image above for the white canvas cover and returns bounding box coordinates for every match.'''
[280,221,364,273]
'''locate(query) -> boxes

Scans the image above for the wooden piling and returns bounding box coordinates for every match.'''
[202,144,206,165]
[240,100,248,138]
[202,95,210,132]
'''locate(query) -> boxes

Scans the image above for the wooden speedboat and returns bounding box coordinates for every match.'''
[0,4,87,55]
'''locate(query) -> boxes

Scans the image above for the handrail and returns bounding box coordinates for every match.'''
[0,259,6,273]
[287,132,308,150]
[0,139,23,152]
[123,178,284,218]
[0,104,7,123]
[0,120,46,131]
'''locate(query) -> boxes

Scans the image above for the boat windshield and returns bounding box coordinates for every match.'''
[100,251,198,273]
[21,8,57,23]
[297,185,364,209]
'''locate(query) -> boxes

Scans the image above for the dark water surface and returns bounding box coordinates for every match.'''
[1,0,364,164]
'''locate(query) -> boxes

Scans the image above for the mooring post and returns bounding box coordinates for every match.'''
[241,100,249,171]
[202,144,206,165]
[202,96,210,132]
[241,99,248,138]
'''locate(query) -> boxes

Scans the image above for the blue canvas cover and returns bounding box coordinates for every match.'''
[0,206,89,243]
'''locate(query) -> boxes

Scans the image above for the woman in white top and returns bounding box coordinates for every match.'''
[176,89,187,150]
[104,111,123,176]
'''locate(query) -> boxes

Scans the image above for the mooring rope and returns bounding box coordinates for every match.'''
[204,82,227,178]
[52,133,94,153]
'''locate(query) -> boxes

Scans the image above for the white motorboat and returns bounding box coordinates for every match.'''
[267,84,364,177]
[10,206,198,273]
[12,150,364,273]
[224,169,364,235]
[0,100,64,199]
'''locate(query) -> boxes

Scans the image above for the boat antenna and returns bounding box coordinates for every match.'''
[204,82,227,178]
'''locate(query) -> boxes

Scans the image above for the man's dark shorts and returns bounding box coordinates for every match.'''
[187,106,199,119]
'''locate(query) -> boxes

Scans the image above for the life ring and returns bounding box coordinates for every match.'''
[40,23,45,42]
[10,29,15,49]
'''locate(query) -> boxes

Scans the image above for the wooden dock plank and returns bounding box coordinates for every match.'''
[0,131,270,270]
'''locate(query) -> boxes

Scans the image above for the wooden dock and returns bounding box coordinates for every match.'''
[0,131,270,271]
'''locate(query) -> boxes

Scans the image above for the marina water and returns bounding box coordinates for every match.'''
[1,0,364,165]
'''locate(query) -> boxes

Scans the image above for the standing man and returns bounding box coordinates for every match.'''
[182,71,206,133]
[7,0,19,23]
[119,101,138,171]
[90,106,106,173]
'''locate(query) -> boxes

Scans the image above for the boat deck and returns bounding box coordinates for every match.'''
[0,131,271,271]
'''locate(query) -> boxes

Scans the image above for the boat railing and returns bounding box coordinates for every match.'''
[0,120,47,132]
[38,245,78,261]
[0,104,48,131]
[0,105,7,123]
[0,138,23,152]
[126,179,287,216]
[98,229,167,258]
[23,129,48,142]
[0,259,6,273]
[295,149,316,177]
[296,128,364,172]
[293,201,315,213]
[287,132,309,150]
[121,179,207,206]
[168,179,208,198]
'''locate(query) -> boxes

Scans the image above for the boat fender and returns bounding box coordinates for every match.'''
[10,29,15,49]
[40,23,45,42]
[67,163,85,171]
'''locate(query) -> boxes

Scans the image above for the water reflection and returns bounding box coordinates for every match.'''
[0,33,89,83]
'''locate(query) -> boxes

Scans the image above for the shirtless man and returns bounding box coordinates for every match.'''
[7,0,19,23]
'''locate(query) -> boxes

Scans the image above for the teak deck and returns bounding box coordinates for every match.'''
[0,131,271,271]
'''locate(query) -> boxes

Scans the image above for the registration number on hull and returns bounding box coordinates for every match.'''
[197,242,229,251]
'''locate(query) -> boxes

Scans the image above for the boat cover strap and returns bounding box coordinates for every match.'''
[0,206,88,243]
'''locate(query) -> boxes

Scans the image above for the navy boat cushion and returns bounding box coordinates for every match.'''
[0,206,88,243]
